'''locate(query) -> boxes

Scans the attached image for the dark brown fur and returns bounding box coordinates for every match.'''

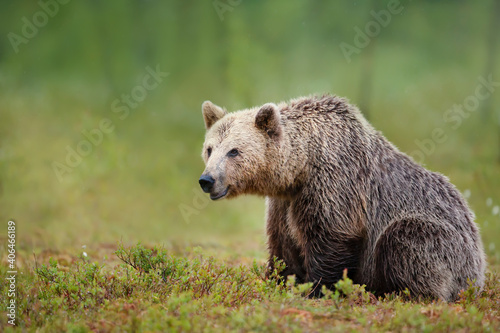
[200,95,486,301]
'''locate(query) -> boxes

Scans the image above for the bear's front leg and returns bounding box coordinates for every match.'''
[266,197,306,283]
[290,182,366,297]
[303,237,363,297]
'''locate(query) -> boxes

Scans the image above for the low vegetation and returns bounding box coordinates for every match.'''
[1,243,499,332]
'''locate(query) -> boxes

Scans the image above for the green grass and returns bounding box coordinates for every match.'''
[1,243,499,332]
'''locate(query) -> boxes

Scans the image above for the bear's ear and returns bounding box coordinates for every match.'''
[202,101,227,130]
[255,103,282,139]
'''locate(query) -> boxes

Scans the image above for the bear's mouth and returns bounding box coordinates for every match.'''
[210,187,229,200]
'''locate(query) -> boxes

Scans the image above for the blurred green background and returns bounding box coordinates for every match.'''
[0,1,499,264]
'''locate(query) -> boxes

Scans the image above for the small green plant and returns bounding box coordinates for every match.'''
[35,257,59,282]
[321,269,372,306]
[457,278,481,304]
[115,242,169,274]
[285,274,314,297]
[266,256,287,281]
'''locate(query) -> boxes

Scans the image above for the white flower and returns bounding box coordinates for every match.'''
[83,252,88,257]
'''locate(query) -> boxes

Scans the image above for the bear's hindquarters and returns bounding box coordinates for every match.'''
[373,217,484,301]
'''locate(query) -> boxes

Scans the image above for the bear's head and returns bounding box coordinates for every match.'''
[199,101,282,200]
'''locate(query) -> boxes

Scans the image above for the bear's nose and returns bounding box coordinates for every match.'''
[199,175,215,193]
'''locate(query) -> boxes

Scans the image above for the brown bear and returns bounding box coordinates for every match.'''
[198,95,486,301]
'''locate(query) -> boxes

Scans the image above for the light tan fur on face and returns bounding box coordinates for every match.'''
[200,101,307,200]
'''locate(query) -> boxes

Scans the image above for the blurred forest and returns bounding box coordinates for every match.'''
[0,0,499,263]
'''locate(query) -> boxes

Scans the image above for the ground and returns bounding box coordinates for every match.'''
[1,240,499,332]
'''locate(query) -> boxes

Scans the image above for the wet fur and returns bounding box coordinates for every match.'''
[200,95,486,301]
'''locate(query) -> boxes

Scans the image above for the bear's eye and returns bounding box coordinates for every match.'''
[227,149,239,157]
[207,147,212,158]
